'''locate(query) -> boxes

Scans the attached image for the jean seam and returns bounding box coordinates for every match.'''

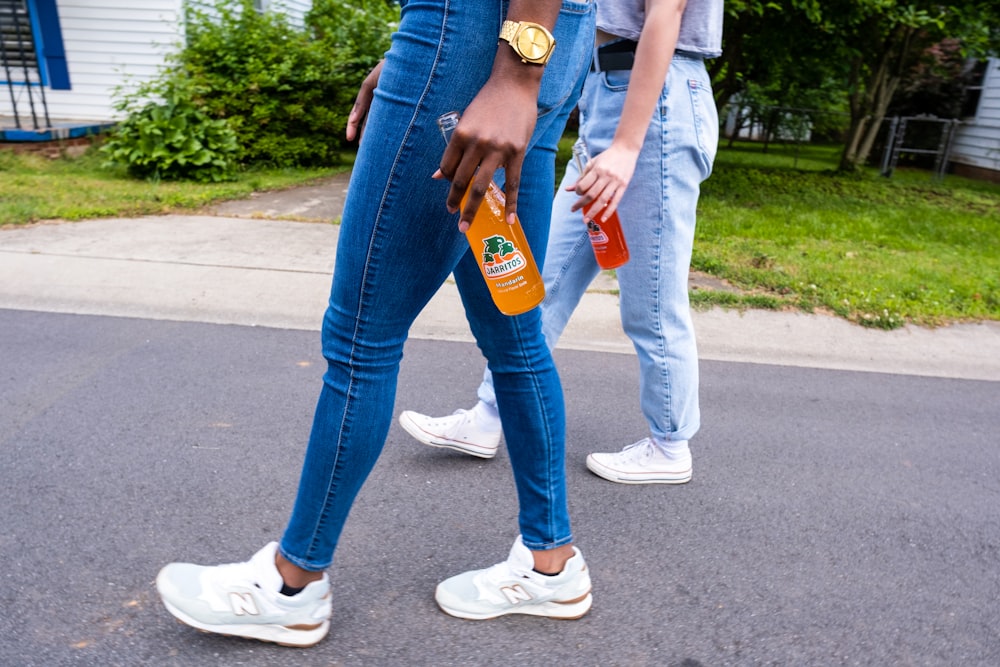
[291,1,455,570]
[544,230,594,308]
[511,314,567,550]
[654,106,672,441]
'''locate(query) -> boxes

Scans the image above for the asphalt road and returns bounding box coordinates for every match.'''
[3,173,999,664]
[2,308,999,667]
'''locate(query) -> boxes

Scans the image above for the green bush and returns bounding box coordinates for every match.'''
[101,77,241,182]
[104,0,398,178]
[178,0,397,167]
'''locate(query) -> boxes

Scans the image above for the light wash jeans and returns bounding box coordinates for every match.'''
[478,51,719,445]
[279,0,596,570]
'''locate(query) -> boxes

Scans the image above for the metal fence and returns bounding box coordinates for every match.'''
[723,104,962,179]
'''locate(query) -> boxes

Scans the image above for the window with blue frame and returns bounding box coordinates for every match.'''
[0,0,70,90]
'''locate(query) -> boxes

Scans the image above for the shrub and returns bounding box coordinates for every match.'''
[101,77,241,182]
[178,0,397,167]
[105,0,398,178]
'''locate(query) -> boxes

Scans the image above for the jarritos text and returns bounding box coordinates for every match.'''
[480,234,527,278]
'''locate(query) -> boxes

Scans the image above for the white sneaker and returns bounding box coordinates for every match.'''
[586,438,693,485]
[156,542,332,647]
[435,536,592,620]
[398,408,502,458]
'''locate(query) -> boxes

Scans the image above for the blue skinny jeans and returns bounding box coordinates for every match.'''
[279,0,596,570]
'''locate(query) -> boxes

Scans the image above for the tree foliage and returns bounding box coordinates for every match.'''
[716,0,1000,171]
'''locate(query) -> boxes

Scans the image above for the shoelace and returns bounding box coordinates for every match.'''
[620,438,656,464]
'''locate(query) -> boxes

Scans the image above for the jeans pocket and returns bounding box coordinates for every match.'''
[537,0,596,117]
[601,68,631,92]
[687,77,719,178]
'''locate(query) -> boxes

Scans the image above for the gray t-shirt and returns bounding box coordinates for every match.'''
[597,0,724,58]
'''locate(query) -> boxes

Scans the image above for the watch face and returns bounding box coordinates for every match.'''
[516,26,552,62]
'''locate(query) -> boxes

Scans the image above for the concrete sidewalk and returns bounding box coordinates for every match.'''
[2,172,999,381]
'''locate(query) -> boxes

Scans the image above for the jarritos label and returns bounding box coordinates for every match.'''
[587,220,610,244]
[481,234,527,279]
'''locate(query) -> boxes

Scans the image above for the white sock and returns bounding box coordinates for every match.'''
[472,400,501,430]
[651,436,690,461]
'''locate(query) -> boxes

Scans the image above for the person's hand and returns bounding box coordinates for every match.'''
[569,143,638,222]
[346,60,384,142]
[569,143,639,223]
[436,64,541,231]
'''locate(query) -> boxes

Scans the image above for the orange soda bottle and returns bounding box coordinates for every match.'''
[571,138,630,269]
[437,111,545,316]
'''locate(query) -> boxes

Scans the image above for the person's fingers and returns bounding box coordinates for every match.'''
[457,160,495,231]
[442,143,482,217]
[600,188,625,222]
[345,61,383,142]
[502,153,525,225]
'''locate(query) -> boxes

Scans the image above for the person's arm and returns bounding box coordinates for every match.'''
[438,1,563,230]
[572,0,686,223]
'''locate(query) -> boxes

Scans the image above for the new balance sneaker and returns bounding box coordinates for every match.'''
[586,438,693,485]
[435,536,592,620]
[398,407,502,459]
[156,542,332,647]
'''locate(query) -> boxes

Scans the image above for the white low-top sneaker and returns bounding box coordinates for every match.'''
[398,408,502,458]
[156,542,332,647]
[435,536,592,620]
[586,438,693,484]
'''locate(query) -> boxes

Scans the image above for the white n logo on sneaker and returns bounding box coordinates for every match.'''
[229,592,260,616]
[500,584,533,605]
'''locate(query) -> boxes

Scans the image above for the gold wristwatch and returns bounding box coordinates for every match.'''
[498,20,556,66]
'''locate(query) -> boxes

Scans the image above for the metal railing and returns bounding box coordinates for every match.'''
[0,0,52,130]
[879,116,961,180]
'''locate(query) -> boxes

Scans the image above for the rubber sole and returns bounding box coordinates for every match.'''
[436,590,593,621]
[161,599,329,648]
[585,455,692,484]
[398,411,499,459]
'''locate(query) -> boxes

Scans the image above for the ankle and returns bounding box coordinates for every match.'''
[275,552,324,589]
[651,436,690,460]
[472,400,501,429]
[531,544,574,575]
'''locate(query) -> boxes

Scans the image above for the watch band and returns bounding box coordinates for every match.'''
[499,20,520,45]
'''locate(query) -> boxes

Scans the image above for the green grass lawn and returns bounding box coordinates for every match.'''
[694,141,1000,328]
[3,139,998,329]
[0,148,347,225]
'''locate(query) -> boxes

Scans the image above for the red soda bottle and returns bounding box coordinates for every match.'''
[571,138,629,269]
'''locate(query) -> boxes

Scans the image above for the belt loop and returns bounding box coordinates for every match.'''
[591,41,602,73]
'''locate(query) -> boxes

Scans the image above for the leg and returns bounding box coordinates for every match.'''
[448,0,596,555]
[584,55,719,484]
[611,55,718,446]
[279,0,515,572]
[400,0,598,454]
[157,0,599,642]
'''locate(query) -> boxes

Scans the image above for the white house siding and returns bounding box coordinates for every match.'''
[186,0,312,30]
[267,0,312,29]
[0,1,183,123]
[950,57,1000,179]
[0,0,313,124]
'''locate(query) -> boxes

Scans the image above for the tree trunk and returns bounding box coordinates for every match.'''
[838,24,915,171]
[708,11,753,113]
[839,56,869,171]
